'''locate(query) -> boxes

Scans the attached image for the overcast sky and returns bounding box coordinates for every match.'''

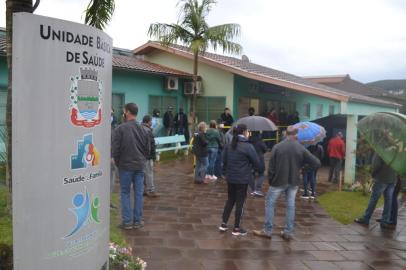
[1,0,405,83]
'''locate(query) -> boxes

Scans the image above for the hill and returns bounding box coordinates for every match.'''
[367,80,406,95]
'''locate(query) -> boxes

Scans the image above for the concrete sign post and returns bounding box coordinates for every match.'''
[12,13,112,270]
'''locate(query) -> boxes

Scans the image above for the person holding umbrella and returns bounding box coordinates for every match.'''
[354,153,397,228]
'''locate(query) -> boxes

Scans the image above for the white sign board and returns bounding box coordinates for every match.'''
[12,13,112,270]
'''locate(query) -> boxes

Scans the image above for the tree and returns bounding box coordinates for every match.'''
[148,0,242,124]
[5,0,114,211]
[84,0,115,30]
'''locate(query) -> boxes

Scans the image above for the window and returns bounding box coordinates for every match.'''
[196,96,226,123]
[112,93,124,121]
[149,95,177,115]
[303,103,311,118]
[238,97,259,118]
[316,104,323,117]
[329,105,335,115]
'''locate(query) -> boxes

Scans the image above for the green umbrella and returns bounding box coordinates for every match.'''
[358,112,406,176]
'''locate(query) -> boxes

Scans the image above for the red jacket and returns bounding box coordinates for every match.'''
[327,137,345,159]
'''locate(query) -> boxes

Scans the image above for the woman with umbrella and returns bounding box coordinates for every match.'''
[354,112,406,228]
[292,121,326,200]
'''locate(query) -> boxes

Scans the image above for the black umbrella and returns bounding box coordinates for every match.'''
[235,116,278,131]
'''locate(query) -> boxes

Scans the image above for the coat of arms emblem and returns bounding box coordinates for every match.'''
[70,67,102,128]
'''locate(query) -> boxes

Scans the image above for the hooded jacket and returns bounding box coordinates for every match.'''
[223,136,260,184]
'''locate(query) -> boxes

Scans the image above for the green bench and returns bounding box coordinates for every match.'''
[0,125,6,162]
[154,134,189,161]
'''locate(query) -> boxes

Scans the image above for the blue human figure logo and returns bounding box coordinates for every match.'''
[65,191,90,238]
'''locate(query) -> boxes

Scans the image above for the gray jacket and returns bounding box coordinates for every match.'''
[112,120,148,171]
[371,154,397,184]
[268,138,321,187]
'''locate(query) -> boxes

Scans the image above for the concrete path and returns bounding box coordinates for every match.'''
[122,157,406,270]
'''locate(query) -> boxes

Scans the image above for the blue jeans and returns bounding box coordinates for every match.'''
[363,180,395,223]
[195,156,208,182]
[303,170,316,196]
[214,148,223,177]
[119,169,145,224]
[264,185,298,235]
[207,148,218,176]
[249,172,265,192]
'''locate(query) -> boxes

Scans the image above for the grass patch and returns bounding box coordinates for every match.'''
[157,150,187,163]
[318,191,383,224]
[110,192,127,246]
[0,186,12,246]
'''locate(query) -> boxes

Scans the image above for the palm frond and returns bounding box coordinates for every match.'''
[148,23,193,46]
[206,23,242,54]
[84,0,115,30]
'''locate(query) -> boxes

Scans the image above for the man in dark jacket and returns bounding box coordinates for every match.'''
[355,153,397,228]
[220,108,234,132]
[253,126,320,240]
[163,106,174,136]
[174,108,189,143]
[112,103,149,229]
[142,115,158,198]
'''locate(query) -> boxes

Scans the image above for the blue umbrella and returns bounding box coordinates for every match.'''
[292,122,326,145]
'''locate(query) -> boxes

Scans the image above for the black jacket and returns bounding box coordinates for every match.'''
[142,123,156,160]
[223,136,260,184]
[249,135,267,174]
[268,138,320,187]
[163,111,174,128]
[112,120,148,171]
[371,153,397,184]
[174,112,188,130]
[193,132,208,157]
[220,113,234,126]
[303,144,324,172]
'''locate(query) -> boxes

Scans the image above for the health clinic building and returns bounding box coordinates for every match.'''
[0,28,400,183]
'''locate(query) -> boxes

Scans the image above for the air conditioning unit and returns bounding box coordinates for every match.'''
[165,77,178,90]
[184,81,203,95]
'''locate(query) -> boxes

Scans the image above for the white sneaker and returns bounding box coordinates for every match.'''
[205,175,211,179]
[211,175,218,180]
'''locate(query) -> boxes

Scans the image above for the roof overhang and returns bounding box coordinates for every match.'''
[134,42,349,102]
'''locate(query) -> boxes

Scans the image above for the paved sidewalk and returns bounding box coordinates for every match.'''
[123,157,406,270]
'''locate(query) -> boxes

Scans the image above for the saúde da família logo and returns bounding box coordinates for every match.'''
[70,67,102,128]
[65,188,100,238]
[71,133,100,170]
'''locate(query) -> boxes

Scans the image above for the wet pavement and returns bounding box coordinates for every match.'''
[121,156,406,270]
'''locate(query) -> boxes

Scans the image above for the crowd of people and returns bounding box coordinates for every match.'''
[111,102,402,238]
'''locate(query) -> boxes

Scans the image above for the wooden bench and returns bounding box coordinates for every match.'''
[154,134,189,161]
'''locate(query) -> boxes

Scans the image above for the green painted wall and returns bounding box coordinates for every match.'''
[0,56,7,89]
[346,101,397,115]
[112,69,187,119]
[145,50,234,111]
[233,75,341,121]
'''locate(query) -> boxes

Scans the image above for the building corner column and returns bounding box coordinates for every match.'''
[344,114,358,184]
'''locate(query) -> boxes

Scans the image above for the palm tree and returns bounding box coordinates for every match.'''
[84,0,115,30]
[148,0,242,124]
[4,0,114,210]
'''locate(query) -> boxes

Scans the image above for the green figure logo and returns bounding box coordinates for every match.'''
[65,188,101,238]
